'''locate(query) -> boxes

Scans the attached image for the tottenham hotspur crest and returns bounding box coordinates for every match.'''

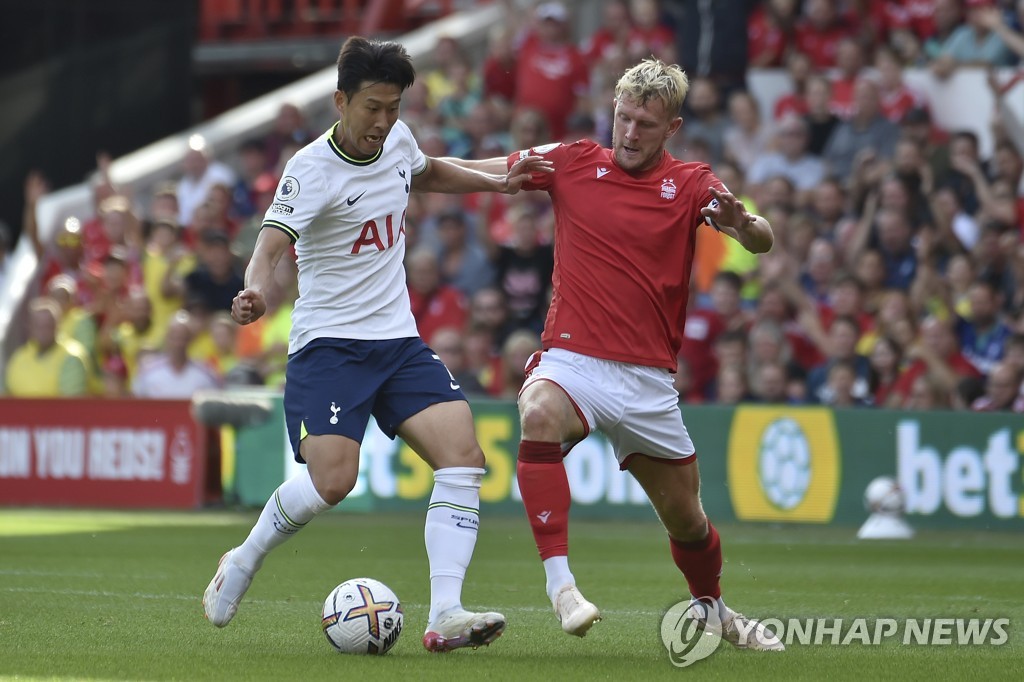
[660,178,677,200]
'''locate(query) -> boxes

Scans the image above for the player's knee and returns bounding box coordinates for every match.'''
[519,399,564,441]
[443,442,486,469]
[309,467,357,505]
[666,508,708,543]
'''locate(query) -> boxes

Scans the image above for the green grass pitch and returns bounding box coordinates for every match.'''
[0,509,1020,681]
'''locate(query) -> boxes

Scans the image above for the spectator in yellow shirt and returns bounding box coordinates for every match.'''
[5,297,91,397]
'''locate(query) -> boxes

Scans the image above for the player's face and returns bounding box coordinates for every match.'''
[333,81,403,159]
[611,94,681,174]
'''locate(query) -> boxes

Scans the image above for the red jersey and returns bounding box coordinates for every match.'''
[880,85,922,123]
[747,6,789,67]
[891,353,981,403]
[794,20,855,69]
[679,308,726,395]
[507,141,725,370]
[408,284,468,348]
[514,34,590,140]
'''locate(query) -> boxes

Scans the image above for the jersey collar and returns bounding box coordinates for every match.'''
[326,123,383,166]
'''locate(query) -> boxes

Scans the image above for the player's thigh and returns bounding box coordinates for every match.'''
[519,350,591,443]
[300,434,362,505]
[284,339,384,454]
[610,363,695,465]
[627,455,706,541]
[396,400,483,470]
[375,338,481,469]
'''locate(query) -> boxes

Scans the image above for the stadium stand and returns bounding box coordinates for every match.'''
[3,0,1024,412]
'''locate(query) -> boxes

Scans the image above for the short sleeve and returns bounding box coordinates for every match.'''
[506,142,571,192]
[407,132,428,176]
[260,155,333,243]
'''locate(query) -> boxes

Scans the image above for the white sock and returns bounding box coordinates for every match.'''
[691,594,730,621]
[424,466,484,625]
[234,469,333,573]
[544,556,575,603]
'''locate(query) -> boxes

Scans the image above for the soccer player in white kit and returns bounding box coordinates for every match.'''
[454,58,785,651]
[202,37,549,653]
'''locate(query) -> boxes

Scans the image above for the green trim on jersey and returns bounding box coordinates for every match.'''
[326,123,383,166]
[263,220,299,243]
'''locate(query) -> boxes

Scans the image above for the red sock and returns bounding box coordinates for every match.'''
[517,440,569,561]
[669,521,722,600]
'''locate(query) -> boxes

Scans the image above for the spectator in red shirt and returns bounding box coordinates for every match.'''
[406,247,468,346]
[581,0,632,64]
[795,0,857,68]
[627,0,675,61]
[773,50,814,120]
[482,26,518,105]
[829,38,867,119]
[679,298,726,399]
[818,273,877,335]
[876,0,938,44]
[513,2,590,140]
[875,45,925,123]
[891,315,982,405]
[754,279,824,369]
[748,0,799,68]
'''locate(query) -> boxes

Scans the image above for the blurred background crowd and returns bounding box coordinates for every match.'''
[4,0,1024,414]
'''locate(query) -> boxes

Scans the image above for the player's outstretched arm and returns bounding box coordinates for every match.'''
[412,155,552,195]
[436,157,510,174]
[701,186,774,254]
[232,227,292,326]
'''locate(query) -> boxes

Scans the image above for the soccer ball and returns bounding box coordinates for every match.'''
[321,578,403,654]
[863,476,905,514]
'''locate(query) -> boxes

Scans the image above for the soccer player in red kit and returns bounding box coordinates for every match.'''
[450,58,783,650]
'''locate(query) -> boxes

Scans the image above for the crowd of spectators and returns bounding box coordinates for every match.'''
[5,0,1024,414]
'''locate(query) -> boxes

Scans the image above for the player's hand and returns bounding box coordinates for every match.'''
[702,186,754,230]
[502,155,553,194]
[231,288,267,325]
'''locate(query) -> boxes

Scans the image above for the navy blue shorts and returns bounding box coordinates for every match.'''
[283,337,466,462]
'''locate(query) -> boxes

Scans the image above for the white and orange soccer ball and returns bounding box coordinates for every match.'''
[321,578,404,654]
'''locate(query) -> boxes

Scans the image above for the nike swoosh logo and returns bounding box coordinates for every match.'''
[455,521,478,530]
[347,191,367,206]
[450,381,461,390]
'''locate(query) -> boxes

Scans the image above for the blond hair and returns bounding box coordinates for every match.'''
[614,58,689,116]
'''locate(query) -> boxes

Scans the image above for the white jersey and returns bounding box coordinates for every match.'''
[262,120,427,354]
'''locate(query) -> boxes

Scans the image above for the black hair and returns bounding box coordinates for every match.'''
[712,270,743,291]
[336,37,416,100]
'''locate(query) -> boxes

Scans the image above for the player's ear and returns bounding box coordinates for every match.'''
[333,90,347,116]
[666,116,683,139]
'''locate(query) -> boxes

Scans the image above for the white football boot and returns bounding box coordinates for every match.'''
[552,585,601,637]
[422,607,506,652]
[203,548,255,627]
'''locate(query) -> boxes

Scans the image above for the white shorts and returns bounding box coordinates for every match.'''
[521,348,696,469]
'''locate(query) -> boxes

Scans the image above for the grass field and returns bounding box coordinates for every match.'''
[1,509,1020,681]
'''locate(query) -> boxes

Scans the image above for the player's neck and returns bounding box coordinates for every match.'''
[617,150,667,178]
[332,126,374,162]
